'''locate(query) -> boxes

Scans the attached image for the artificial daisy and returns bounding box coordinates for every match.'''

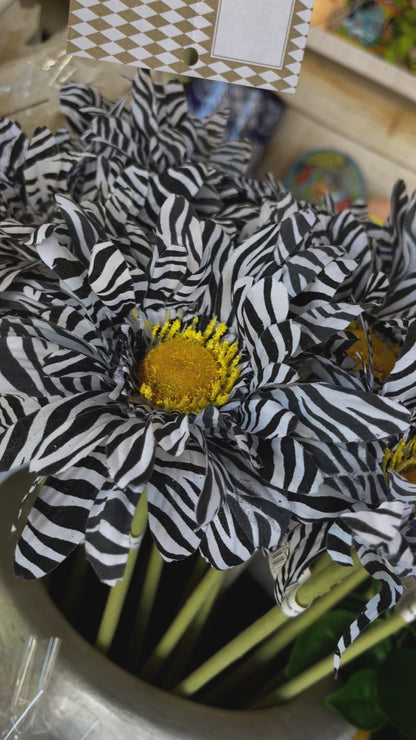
[0,191,410,586]
[59,69,252,179]
[373,180,416,320]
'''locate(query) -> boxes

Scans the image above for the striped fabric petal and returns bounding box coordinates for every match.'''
[0,334,62,400]
[268,437,324,494]
[23,127,80,212]
[295,302,363,350]
[270,521,329,604]
[195,449,224,528]
[334,547,403,673]
[105,416,155,490]
[59,82,113,137]
[144,195,204,304]
[85,481,143,584]
[146,440,207,560]
[0,392,43,434]
[151,412,190,456]
[0,310,109,364]
[240,277,289,351]
[336,501,412,551]
[199,446,290,568]
[240,392,298,438]
[388,469,416,502]
[0,392,129,475]
[253,322,302,373]
[55,194,107,267]
[88,241,136,317]
[276,247,355,302]
[198,502,253,569]
[270,383,410,443]
[14,460,104,579]
[200,488,290,570]
[326,519,354,566]
[383,319,416,408]
[141,163,208,228]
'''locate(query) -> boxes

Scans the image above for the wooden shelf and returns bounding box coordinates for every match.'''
[307,26,416,104]
[259,44,416,200]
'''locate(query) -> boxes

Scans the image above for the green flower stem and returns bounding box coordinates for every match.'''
[140,567,226,683]
[95,493,148,654]
[126,541,164,671]
[173,604,289,698]
[174,556,364,699]
[158,567,225,689]
[205,560,368,705]
[296,551,361,608]
[253,610,408,709]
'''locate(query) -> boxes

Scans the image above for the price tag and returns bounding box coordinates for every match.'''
[67,0,314,93]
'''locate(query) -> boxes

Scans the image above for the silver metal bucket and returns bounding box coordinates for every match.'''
[0,471,354,739]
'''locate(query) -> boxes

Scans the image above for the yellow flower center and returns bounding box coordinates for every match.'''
[136,316,241,413]
[346,326,398,384]
[382,437,416,484]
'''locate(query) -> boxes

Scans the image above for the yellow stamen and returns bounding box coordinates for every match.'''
[136,317,241,414]
[382,436,416,484]
[346,325,399,384]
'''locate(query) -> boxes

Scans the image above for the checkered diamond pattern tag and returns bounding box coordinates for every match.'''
[67,0,313,93]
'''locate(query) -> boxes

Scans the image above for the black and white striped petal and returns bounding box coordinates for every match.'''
[388,469,416,502]
[146,439,208,561]
[144,195,205,305]
[0,392,129,476]
[334,547,403,673]
[105,416,155,490]
[14,455,108,579]
[383,319,416,409]
[199,448,290,569]
[88,241,136,317]
[240,277,290,353]
[85,480,143,585]
[270,383,410,443]
[270,521,329,605]
[0,333,61,401]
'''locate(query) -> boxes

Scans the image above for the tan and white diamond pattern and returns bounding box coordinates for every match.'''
[67,0,313,93]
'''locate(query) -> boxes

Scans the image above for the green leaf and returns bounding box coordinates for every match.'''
[379,649,416,740]
[326,668,388,731]
[284,609,357,679]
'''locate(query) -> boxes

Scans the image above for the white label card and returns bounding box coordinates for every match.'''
[212,0,294,69]
[67,0,314,93]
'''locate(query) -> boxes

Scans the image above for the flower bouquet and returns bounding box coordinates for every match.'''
[1,64,416,740]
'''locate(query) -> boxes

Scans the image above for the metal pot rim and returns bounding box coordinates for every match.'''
[0,470,353,740]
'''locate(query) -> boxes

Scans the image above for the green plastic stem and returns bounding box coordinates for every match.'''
[174,556,364,698]
[296,555,360,608]
[159,567,225,689]
[141,567,225,682]
[126,541,164,671]
[173,603,289,698]
[253,610,407,708]
[95,493,148,654]
[207,560,368,705]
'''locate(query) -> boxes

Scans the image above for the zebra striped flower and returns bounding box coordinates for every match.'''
[328,496,416,671]
[0,113,95,221]
[59,69,252,180]
[1,190,411,585]
[374,180,416,320]
[269,486,416,670]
